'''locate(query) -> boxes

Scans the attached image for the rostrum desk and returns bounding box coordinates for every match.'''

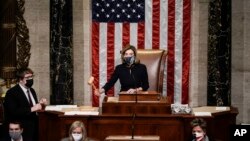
[38,93,238,141]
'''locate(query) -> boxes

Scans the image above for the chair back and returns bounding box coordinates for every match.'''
[137,49,167,93]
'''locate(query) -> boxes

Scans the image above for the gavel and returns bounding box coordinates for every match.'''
[87,76,97,91]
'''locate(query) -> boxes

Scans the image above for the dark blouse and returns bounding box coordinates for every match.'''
[102,63,149,93]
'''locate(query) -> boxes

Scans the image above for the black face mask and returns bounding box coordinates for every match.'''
[25,79,34,88]
[124,56,135,65]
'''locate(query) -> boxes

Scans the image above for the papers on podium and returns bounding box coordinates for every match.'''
[192,106,230,116]
[107,97,119,103]
[45,105,77,111]
[64,111,99,115]
[45,105,99,115]
[118,90,161,102]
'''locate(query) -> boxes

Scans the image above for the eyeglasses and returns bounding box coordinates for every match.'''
[24,75,34,80]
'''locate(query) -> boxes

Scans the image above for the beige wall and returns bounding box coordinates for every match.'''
[231,0,250,124]
[21,0,250,124]
[25,0,50,102]
[189,0,209,107]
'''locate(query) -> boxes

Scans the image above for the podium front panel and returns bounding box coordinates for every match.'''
[105,135,160,141]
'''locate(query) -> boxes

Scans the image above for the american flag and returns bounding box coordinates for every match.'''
[91,0,190,107]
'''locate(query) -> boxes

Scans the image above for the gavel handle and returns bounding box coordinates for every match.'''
[91,83,97,91]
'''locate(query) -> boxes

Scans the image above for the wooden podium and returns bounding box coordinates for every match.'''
[105,135,160,141]
[118,91,160,101]
[39,107,238,141]
[102,91,171,115]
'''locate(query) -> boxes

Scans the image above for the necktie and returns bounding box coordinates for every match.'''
[27,90,33,107]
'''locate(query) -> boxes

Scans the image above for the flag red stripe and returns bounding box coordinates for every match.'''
[152,0,160,49]
[91,22,100,107]
[167,0,175,103]
[137,22,145,49]
[122,23,130,47]
[107,23,115,96]
[182,0,191,104]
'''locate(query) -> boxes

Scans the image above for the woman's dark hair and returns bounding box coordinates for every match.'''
[190,118,207,132]
[120,44,140,64]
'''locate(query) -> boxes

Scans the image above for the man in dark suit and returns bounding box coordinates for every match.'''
[3,68,47,141]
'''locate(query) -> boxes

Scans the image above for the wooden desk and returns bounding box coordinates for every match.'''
[118,91,161,101]
[38,107,238,141]
[105,135,160,141]
[102,101,171,115]
[102,91,171,115]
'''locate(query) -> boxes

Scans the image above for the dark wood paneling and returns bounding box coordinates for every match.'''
[38,107,238,141]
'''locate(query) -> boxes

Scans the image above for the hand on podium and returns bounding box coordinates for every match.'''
[126,87,142,94]
[126,88,137,94]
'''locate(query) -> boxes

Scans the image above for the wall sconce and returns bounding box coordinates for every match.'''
[0,67,17,88]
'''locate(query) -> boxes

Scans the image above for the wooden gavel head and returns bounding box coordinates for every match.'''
[88,76,94,85]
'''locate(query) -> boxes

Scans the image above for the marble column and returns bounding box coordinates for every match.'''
[207,0,231,106]
[50,0,73,104]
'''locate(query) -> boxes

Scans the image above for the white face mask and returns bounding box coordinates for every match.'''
[193,132,205,141]
[72,133,83,141]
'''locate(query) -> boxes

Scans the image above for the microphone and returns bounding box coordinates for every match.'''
[131,113,136,139]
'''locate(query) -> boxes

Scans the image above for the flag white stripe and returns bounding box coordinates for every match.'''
[145,0,153,49]
[174,0,183,103]
[99,23,107,87]
[160,0,168,49]
[130,23,138,47]
[114,24,123,66]
[160,0,168,96]
[114,23,123,95]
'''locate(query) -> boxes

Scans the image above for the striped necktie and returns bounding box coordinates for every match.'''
[27,90,33,107]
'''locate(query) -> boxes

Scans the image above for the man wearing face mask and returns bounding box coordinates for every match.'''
[94,44,149,96]
[3,68,47,141]
[0,121,30,141]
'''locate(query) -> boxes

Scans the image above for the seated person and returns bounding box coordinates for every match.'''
[95,44,149,96]
[1,121,31,141]
[61,121,98,141]
[190,118,210,141]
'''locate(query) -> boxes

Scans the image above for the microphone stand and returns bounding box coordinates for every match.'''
[135,87,138,104]
[131,113,136,139]
[130,68,138,104]
[130,68,137,139]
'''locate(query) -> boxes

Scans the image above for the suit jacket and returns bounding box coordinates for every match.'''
[0,135,31,141]
[4,84,38,121]
[3,84,39,141]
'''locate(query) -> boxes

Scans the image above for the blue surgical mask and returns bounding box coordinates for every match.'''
[9,131,22,140]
